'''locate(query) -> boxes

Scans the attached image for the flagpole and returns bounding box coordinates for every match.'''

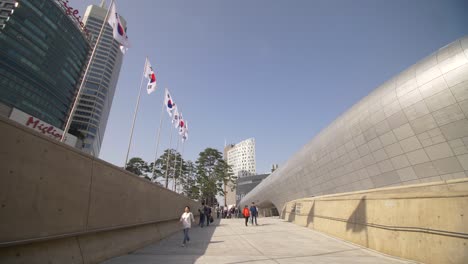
[151,100,165,182]
[124,57,147,167]
[177,141,185,193]
[61,0,114,142]
[165,126,174,188]
[172,136,181,191]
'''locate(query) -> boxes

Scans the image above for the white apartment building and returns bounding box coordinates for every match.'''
[70,3,126,156]
[227,138,256,178]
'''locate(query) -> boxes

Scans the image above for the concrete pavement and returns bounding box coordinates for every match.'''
[102,217,416,264]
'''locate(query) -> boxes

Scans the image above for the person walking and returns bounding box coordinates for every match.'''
[250,202,258,225]
[198,203,206,227]
[180,206,195,247]
[204,205,212,226]
[242,205,250,226]
[223,207,228,218]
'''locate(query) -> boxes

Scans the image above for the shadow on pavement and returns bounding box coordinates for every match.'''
[102,216,221,264]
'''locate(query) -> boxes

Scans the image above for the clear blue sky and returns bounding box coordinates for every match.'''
[72,0,468,174]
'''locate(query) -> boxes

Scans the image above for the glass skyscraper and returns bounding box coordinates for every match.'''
[0,0,91,128]
[71,4,126,156]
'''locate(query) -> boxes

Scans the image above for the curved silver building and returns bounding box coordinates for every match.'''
[241,36,468,212]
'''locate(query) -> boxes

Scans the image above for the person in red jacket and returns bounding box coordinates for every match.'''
[242,205,250,226]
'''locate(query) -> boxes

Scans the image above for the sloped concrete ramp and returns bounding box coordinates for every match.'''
[103,217,414,264]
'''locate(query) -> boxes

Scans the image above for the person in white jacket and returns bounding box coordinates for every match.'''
[180,206,195,247]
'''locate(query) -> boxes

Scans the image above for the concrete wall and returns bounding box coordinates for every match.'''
[282,179,468,264]
[241,36,468,212]
[0,116,200,263]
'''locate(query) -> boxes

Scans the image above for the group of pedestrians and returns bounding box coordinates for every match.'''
[179,202,259,247]
[198,202,213,228]
[217,206,239,218]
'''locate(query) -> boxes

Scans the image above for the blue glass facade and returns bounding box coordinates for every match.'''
[0,0,90,128]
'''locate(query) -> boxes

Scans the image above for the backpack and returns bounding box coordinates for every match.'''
[243,208,250,217]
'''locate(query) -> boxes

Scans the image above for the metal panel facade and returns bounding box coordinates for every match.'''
[241,36,468,211]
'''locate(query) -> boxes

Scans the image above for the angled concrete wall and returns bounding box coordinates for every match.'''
[0,116,200,263]
[241,36,468,212]
[282,179,468,264]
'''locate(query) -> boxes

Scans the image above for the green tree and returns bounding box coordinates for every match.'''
[218,161,236,207]
[196,148,226,206]
[125,157,150,179]
[172,153,187,191]
[179,160,200,200]
[147,160,161,182]
[153,149,184,188]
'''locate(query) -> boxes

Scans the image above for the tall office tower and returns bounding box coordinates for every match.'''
[70,3,127,156]
[224,138,256,205]
[0,0,90,144]
[227,138,257,178]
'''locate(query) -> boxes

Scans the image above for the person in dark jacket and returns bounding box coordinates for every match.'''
[250,202,258,225]
[204,205,212,226]
[198,203,206,227]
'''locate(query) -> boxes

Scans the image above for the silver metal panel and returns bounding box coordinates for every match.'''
[432,156,464,174]
[448,139,468,155]
[406,149,430,165]
[403,100,431,121]
[432,104,465,126]
[437,40,468,74]
[450,81,468,102]
[399,89,423,109]
[379,131,398,146]
[440,119,468,140]
[385,142,405,158]
[372,149,388,162]
[375,119,392,136]
[424,90,457,112]
[458,155,468,170]
[419,76,447,99]
[378,159,394,173]
[391,154,411,170]
[444,63,468,87]
[393,123,415,141]
[413,161,438,178]
[397,167,418,182]
[400,136,423,153]
[371,171,400,188]
[424,142,454,160]
[410,114,438,134]
[396,78,418,98]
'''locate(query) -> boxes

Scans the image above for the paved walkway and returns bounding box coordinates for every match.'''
[103,217,415,264]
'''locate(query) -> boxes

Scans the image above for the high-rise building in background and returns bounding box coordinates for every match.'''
[224,138,256,206]
[0,0,90,145]
[227,138,256,178]
[70,3,127,156]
